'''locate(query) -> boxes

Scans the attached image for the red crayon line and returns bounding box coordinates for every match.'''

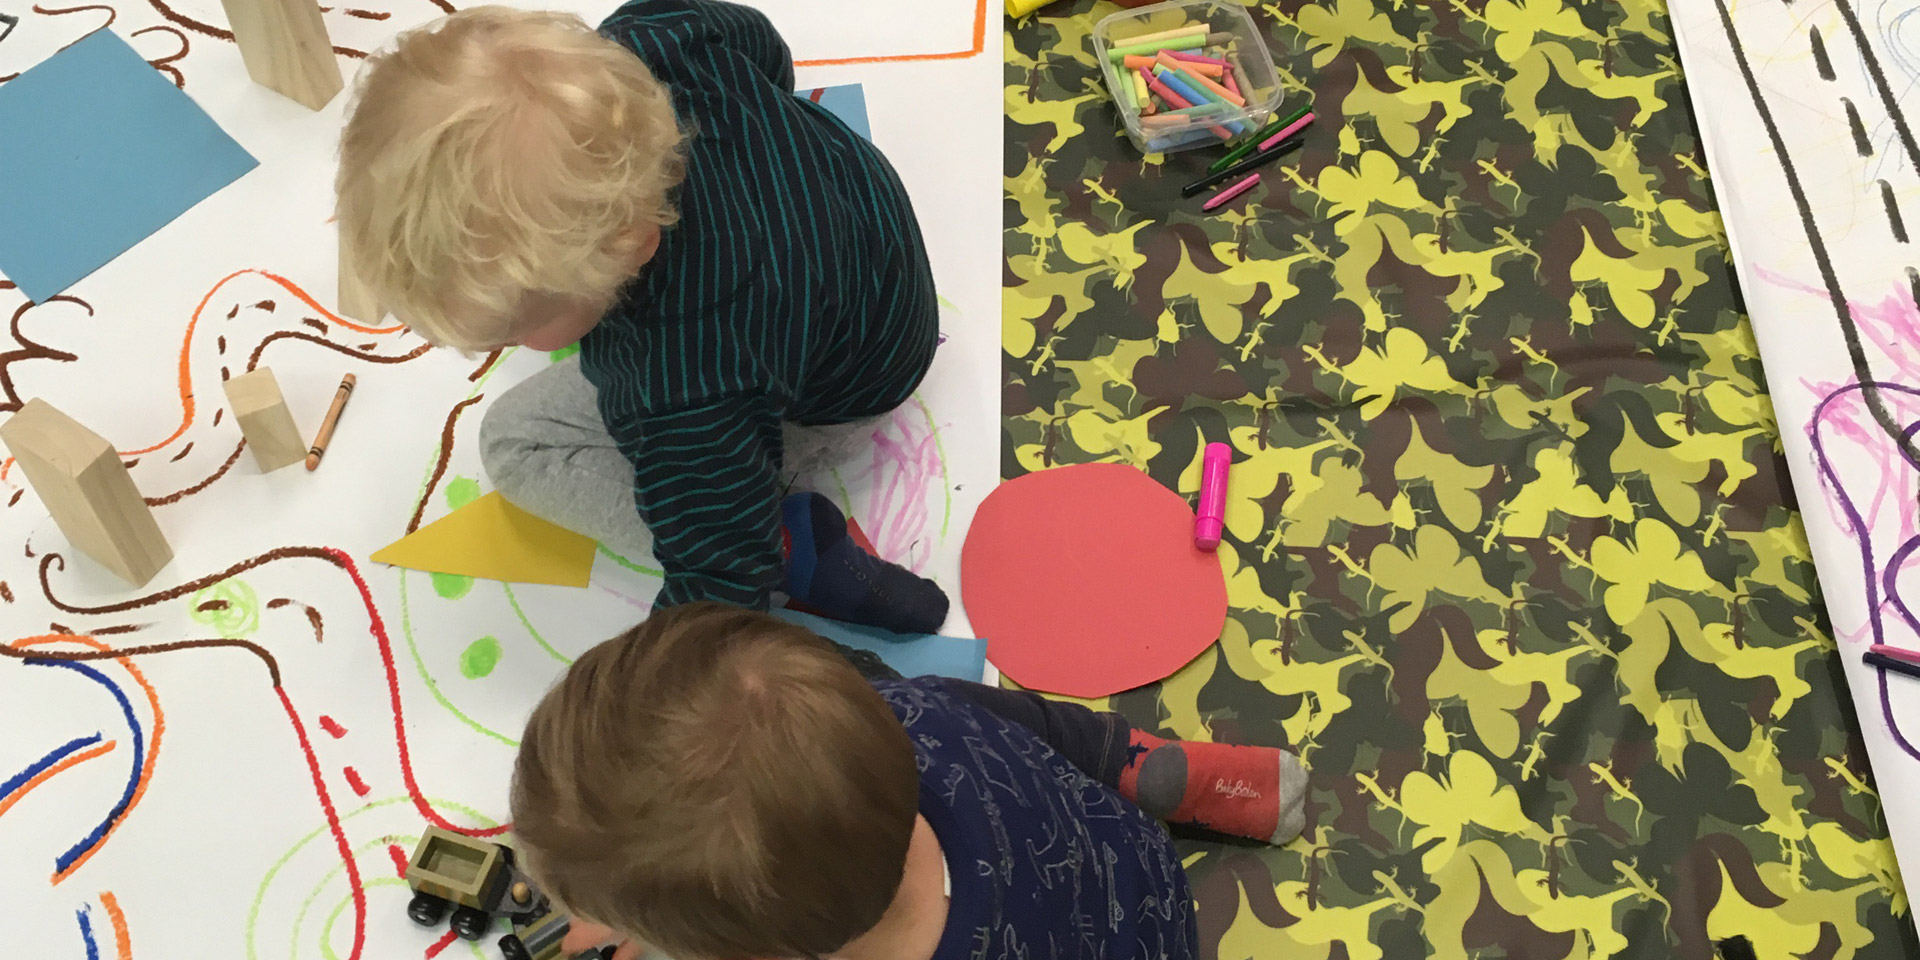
[343,766,370,797]
[424,929,460,959]
[387,843,411,880]
[319,715,347,739]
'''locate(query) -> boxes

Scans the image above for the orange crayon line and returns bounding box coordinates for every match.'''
[1,269,406,480]
[794,0,986,66]
[12,635,167,885]
[0,740,117,819]
[99,891,133,960]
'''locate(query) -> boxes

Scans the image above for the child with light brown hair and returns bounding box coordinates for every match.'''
[337,1,949,633]
[510,604,1308,960]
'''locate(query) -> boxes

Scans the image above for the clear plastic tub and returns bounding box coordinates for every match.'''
[1091,0,1283,155]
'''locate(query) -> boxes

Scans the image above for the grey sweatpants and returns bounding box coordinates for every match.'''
[478,356,879,559]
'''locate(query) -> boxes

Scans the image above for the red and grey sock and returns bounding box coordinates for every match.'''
[1116,729,1307,845]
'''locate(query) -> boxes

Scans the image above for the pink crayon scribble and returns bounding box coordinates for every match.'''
[860,398,950,574]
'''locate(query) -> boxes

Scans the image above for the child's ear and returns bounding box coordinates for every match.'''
[613,224,663,270]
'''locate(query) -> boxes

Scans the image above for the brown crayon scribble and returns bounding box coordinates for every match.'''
[169,442,195,463]
[269,598,326,643]
[0,636,281,686]
[468,349,504,382]
[319,6,393,20]
[144,444,243,506]
[140,0,451,59]
[39,545,341,614]
[1,284,85,415]
[0,581,11,603]
[132,25,189,88]
[247,330,432,371]
[409,395,483,533]
[49,621,143,636]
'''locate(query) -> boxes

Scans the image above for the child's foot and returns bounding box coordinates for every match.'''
[781,493,949,635]
[1117,729,1306,845]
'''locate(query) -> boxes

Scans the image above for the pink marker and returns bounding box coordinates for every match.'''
[1201,172,1261,212]
[1194,442,1230,549]
[1871,643,1920,666]
[1259,111,1315,150]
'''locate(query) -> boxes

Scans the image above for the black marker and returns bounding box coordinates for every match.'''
[1181,137,1303,198]
[1864,650,1920,681]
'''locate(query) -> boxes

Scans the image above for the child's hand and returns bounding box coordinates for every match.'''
[563,918,647,960]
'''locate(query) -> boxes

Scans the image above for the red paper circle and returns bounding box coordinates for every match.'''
[961,463,1228,697]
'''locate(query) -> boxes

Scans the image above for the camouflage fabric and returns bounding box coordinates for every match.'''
[1003,0,1917,956]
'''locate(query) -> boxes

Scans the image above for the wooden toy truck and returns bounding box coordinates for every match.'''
[403,826,611,959]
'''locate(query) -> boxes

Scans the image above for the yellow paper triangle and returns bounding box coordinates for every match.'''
[370,491,595,587]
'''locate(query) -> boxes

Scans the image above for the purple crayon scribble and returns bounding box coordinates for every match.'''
[1812,379,1920,762]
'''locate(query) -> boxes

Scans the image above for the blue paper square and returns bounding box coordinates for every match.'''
[0,29,257,302]
[774,608,988,682]
[798,83,871,142]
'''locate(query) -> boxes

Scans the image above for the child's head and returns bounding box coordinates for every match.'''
[337,6,685,352]
[511,604,920,960]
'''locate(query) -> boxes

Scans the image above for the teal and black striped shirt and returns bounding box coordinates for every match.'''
[583,0,938,610]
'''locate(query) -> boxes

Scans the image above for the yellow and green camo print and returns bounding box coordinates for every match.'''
[1003,0,1916,956]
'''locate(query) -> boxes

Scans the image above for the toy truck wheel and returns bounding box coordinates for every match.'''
[450,906,490,941]
[407,892,450,927]
[498,934,531,960]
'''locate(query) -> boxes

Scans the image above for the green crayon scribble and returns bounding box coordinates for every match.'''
[461,636,503,678]
[189,578,261,638]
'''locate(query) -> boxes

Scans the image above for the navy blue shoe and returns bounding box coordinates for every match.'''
[781,493,949,635]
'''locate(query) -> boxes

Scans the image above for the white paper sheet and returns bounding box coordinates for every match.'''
[0,3,996,956]
[1669,0,1920,930]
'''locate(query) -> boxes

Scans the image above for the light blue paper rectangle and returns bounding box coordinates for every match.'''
[0,29,258,302]
[799,83,871,143]
[774,608,988,682]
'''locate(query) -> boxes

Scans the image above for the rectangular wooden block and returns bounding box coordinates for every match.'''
[0,399,172,586]
[219,0,344,110]
[224,367,305,472]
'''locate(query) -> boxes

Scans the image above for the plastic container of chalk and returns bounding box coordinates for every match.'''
[1092,0,1283,155]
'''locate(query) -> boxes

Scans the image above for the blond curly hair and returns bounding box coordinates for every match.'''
[337,6,685,349]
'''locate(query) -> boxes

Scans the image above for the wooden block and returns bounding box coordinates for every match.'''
[223,368,306,472]
[219,0,344,110]
[0,399,172,586]
[337,230,385,323]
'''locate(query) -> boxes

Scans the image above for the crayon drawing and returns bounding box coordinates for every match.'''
[1671,0,1920,927]
[0,3,997,957]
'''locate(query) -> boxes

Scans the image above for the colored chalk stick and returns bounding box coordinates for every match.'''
[1108,34,1208,62]
[1168,50,1228,66]
[1161,53,1245,106]
[1145,126,1223,153]
[1140,66,1193,110]
[1117,22,1209,46]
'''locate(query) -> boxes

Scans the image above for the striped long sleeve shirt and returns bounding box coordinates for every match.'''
[582,0,939,610]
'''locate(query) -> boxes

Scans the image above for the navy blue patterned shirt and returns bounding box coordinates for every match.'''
[876,679,1199,960]
[583,0,939,610]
